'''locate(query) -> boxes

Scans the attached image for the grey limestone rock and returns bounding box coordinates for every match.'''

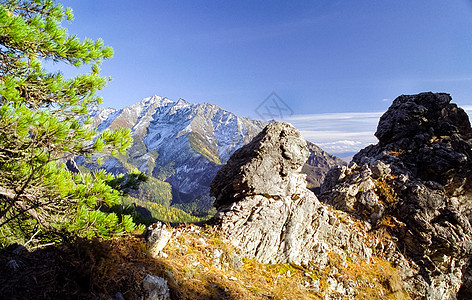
[210,122,373,269]
[211,122,310,208]
[210,122,309,208]
[142,274,170,300]
[322,92,472,299]
[144,222,173,259]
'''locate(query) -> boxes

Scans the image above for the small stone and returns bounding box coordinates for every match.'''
[327,277,337,292]
[142,274,170,300]
[311,279,320,293]
[370,160,391,178]
[145,222,173,259]
[213,249,223,259]
[230,253,243,270]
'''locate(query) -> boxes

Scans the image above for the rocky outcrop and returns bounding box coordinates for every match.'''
[211,122,310,208]
[210,122,374,268]
[321,92,472,299]
[210,93,472,299]
[355,92,472,196]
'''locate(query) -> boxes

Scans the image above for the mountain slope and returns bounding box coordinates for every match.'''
[90,96,266,214]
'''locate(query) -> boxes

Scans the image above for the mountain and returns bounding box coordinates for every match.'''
[303,141,347,193]
[8,92,472,299]
[89,95,345,217]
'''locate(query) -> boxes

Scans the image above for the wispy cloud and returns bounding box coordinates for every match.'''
[286,107,472,157]
[285,112,382,156]
[461,105,472,113]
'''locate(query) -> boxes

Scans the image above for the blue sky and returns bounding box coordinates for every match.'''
[57,0,472,156]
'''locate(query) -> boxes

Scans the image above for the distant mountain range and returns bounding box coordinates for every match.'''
[88,95,345,216]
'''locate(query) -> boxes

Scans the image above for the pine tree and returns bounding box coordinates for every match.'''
[0,0,135,247]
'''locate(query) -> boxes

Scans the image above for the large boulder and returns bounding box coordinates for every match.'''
[355,92,472,193]
[211,122,309,208]
[321,92,472,299]
[210,122,374,267]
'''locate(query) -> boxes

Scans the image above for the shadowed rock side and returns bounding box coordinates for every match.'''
[320,92,472,299]
[209,122,376,274]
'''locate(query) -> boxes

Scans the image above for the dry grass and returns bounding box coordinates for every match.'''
[0,223,411,299]
[374,176,397,204]
[155,224,410,300]
[327,252,409,300]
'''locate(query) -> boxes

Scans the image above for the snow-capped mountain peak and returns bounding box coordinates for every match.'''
[89,94,345,214]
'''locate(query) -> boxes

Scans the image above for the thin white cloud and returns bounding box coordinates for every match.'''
[285,112,381,155]
[299,130,376,140]
[285,107,472,156]
[286,112,382,122]
[461,105,472,113]
[285,112,381,133]
[418,77,472,83]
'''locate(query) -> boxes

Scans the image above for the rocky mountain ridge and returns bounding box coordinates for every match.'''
[89,95,345,216]
[89,95,267,213]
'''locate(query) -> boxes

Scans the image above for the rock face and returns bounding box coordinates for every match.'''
[356,92,472,195]
[211,122,310,207]
[321,92,472,299]
[210,122,374,268]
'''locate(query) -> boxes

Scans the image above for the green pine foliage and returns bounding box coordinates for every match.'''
[0,0,136,248]
[132,177,173,207]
